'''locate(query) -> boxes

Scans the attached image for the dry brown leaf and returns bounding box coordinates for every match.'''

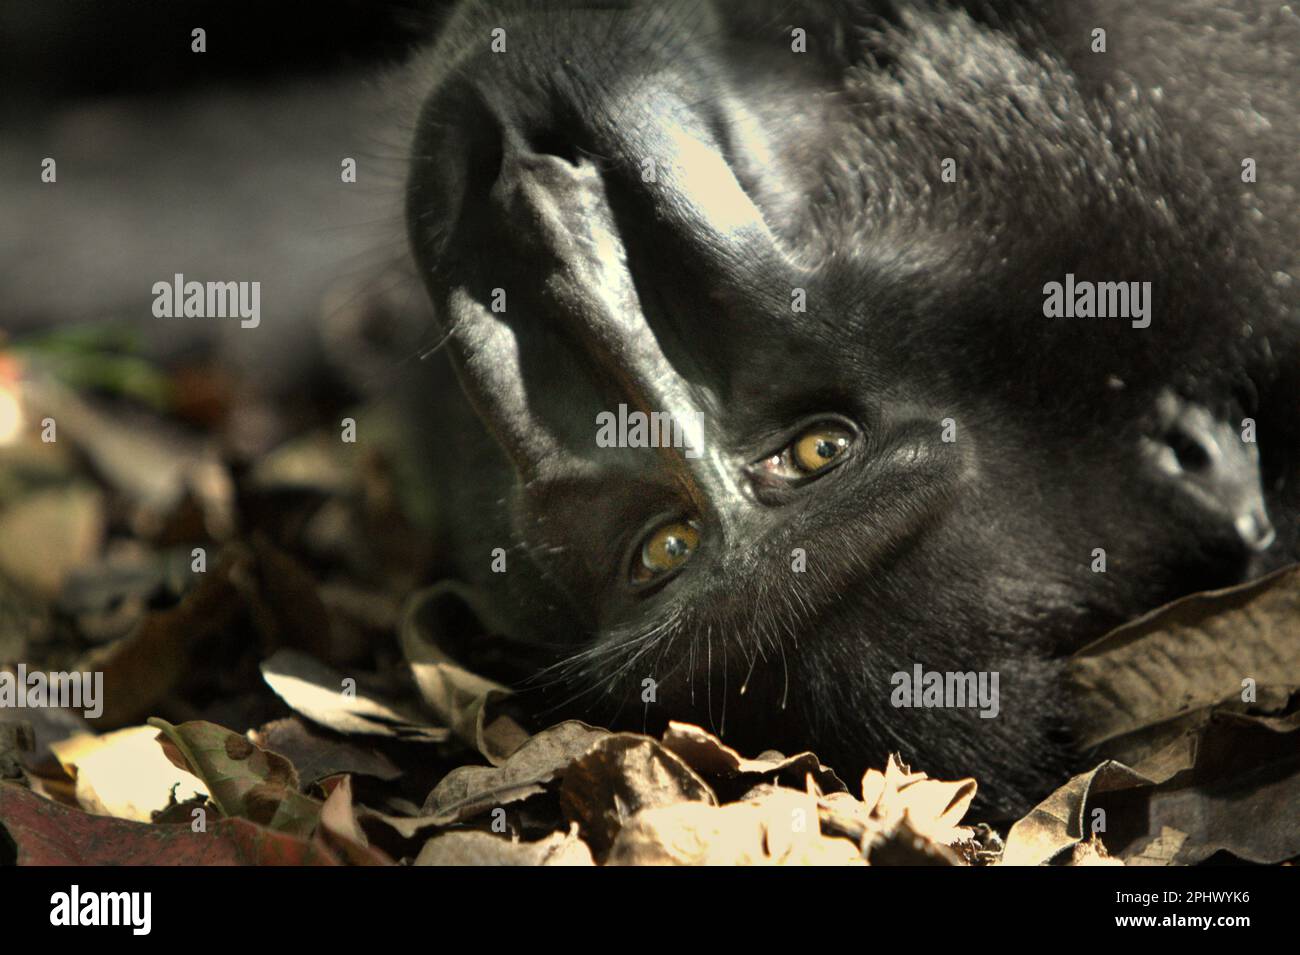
[414,824,594,866]
[1124,826,1189,866]
[318,775,392,865]
[659,721,847,795]
[73,556,241,725]
[862,817,964,865]
[402,588,528,763]
[1126,708,1300,864]
[1001,761,1152,866]
[606,787,863,866]
[859,754,977,847]
[1070,563,1300,750]
[407,660,527,762]
[1007,705,1300,866]
[1097,683,1295,772]
[423,720,609,821]
[356,721,609,847]
[261,648,448,743]
[353,805,453,842]
[1066,835,1124,866]
[1004,567,1300,867]
[149,718,323,838]
[559,734,717,857]
[0,782,342,866]
[250,717,403,786]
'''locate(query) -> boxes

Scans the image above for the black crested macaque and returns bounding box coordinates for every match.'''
[400,0,1300,815]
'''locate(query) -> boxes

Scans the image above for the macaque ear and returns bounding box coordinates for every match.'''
[1143,391,1276,554]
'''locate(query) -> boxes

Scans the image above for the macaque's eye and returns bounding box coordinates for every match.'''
[793,427,852,473]
[632,519,700,585]
[756,422,856,481]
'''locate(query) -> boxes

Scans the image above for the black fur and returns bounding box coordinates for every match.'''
[401,0,1299,815]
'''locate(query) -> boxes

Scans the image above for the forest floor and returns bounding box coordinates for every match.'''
[1,327,1297,866]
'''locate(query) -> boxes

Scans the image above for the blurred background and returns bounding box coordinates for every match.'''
[0,1,468,748]
[1,0,451,407]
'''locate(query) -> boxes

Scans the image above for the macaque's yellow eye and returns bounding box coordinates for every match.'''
[792,426,852,473]
[750,420,857,485]
[635,520,700,582]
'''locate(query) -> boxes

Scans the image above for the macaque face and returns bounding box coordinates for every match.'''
[404,0,1294,813]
